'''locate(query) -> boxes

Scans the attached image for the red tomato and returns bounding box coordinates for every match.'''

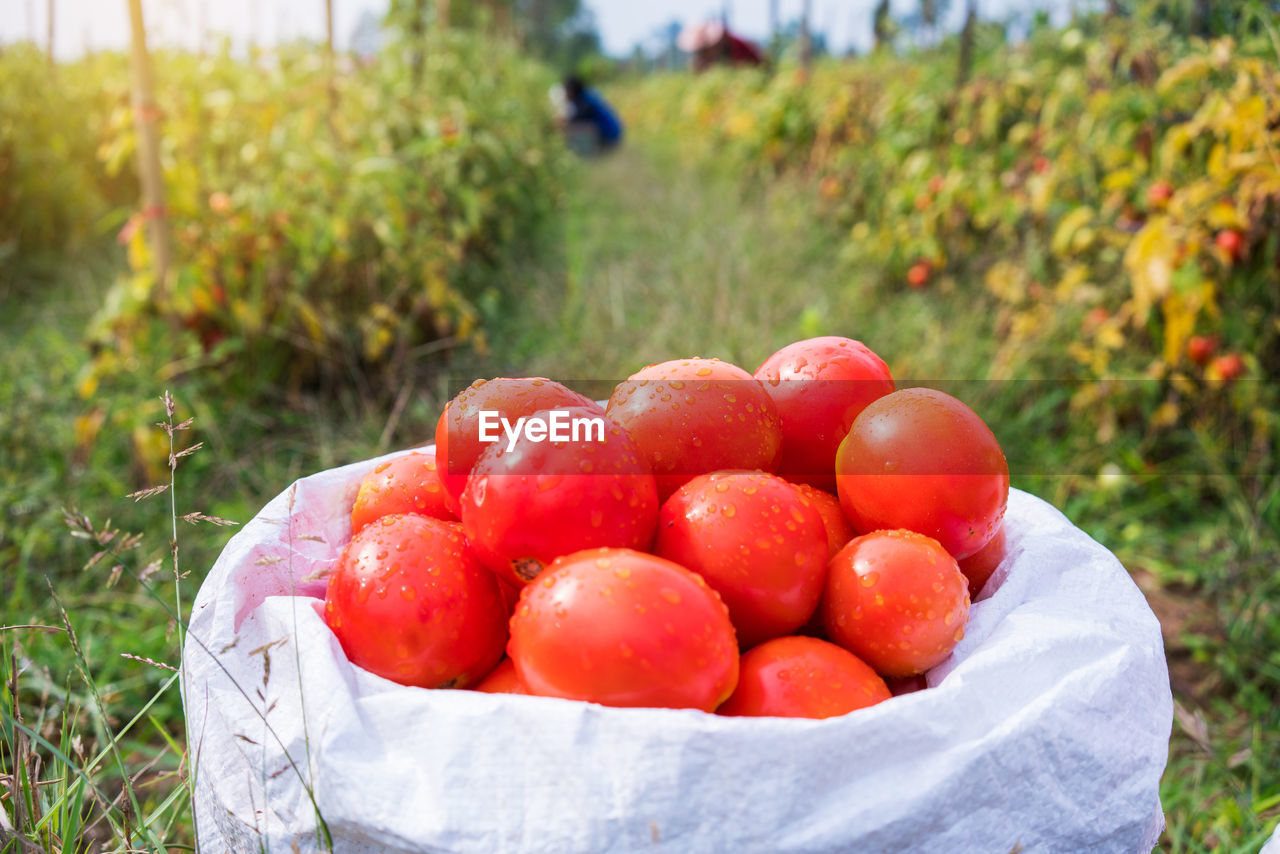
[791,482,855,559]
[474,658,528,695]
[435,378,602,514]
[655,471,829,648]
[1208,352,1245,382]
[323,515,507,688]
[1146,181,1173,208]
[958,523,1006,598]
[753,336,895,491]
[821,529,970,678]
[1185,335,1217,366]
[835,387,1008,559]
[1215,229,1243,261]
[508,548,739,710]
[606,358,782,498]
[906,262,931,289]
[885,673,929,696]
[349,451,455,534]
[718,635,891,719]
[461,407,658,586]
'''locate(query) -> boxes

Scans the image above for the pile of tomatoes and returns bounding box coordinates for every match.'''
[322,336,1010,720]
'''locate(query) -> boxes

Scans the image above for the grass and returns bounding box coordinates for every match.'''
[2,140,1278,851]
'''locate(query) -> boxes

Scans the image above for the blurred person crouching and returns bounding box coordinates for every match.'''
[551,75,623,156]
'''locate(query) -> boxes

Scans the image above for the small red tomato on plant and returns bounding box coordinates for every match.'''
[1215,229,1243,261]
[821,529,970,678]
[324,514,507,689]
[835,387,1009,560]
[906,262,931,289]
[606,357,782,499]
[655,471,830,648]
[1208,353,1245,383]
[1186,335,1217,367]
[818,175,843,199]
[1146,181,1173,208]
[717,635,891,719]
[461,407,658,586]
[349,451,455,534]
[508,548,739,710]
[753,336,895,491]
[435,378,602,514]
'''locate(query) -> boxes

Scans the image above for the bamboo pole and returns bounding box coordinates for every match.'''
[325,0,338,131]
[126,0,171,297]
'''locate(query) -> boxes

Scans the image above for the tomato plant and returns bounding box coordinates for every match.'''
[606,357,782,498]
[508,548,739,710]
[655,471,829,648]
[821,529,970,678]
[718,635,891,719]
[461,407,658,585]
[753,336,894,491]
[324,514,508,689]
[349,451,455,534]
[835,387,1008,559]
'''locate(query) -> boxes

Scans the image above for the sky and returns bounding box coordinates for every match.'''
[0,0,1076,61]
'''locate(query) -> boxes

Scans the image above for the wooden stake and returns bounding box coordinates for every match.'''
[126,0,171,297]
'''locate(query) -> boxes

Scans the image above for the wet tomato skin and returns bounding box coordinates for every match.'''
[754,336,895,491]
[606,358,782,499]
[323,514,508,689]
[835,387,1008,559]
[508,548,739,710]
[350,451,455,534]
[958,523,1006,598]
[791,482,855,560]
[718,635,891,719]
[655,471,829,648]
[435,378,603,514]
[461,407,659,586]
[821,529,970,679]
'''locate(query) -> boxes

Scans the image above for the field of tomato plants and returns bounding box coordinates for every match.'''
[1,7,1278,853]
[608,15,1280,848]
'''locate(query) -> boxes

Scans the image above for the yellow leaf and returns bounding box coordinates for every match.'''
[984,260,1025,303]
[1161,291,1199,365]
[1102,168,1136,192]
[1206,200,1245,230]
[1124,217,1177,318]
[1151,400,1179,430]
[1052,207,1095,257]
[1157,54,1211,94]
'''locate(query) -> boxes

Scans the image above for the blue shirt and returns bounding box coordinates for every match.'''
[572,88,623,144]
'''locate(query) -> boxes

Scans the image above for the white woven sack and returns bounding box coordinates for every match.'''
[184,447,1172,853]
